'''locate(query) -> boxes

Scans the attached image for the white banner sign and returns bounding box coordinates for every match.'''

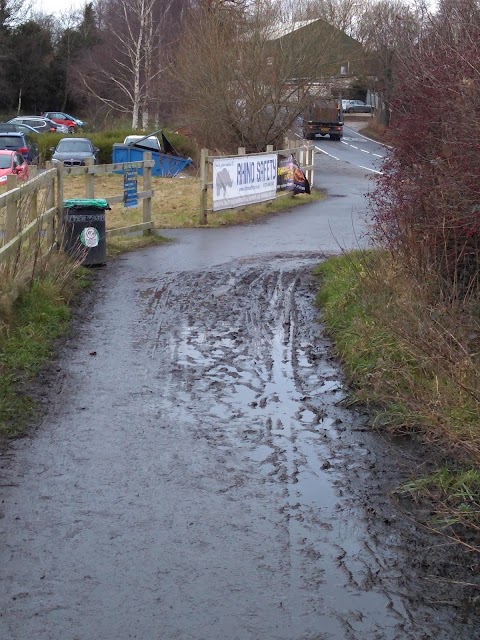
[213,154,277,211]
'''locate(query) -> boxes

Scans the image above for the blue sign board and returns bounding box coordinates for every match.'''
[123,167,138,208]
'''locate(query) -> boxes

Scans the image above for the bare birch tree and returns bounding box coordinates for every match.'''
[79,0,181,129]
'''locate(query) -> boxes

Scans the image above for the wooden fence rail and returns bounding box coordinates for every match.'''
[0,155,155,269]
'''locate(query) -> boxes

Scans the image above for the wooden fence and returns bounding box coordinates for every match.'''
[0,154,155,263]
[199,139,315,224]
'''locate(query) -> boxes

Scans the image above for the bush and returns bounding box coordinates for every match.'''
[36,129,197,166]
[370,0,480,299]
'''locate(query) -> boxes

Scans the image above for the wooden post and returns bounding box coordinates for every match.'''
[29,169,38,222]
[142,152,152,236]
[85,158,95,198]
[199,148,208,225]
[266,145,273,152]
[56,161,64,248]
[238,147,246,155]
[5,175,18,242]
[46,168,55,249]
[308,144,315,187]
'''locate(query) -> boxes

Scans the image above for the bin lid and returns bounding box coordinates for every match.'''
[63,198,110,210]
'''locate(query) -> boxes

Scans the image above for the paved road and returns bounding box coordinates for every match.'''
[304,120,388,175]
[0,139,478,640]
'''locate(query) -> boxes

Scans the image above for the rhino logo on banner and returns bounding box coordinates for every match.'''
[216,168,233,197]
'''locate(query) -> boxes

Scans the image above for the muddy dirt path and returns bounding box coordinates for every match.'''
[1,249,478,640]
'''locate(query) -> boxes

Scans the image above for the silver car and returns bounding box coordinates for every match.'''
[8,116,70,134]
[342,100,374,114]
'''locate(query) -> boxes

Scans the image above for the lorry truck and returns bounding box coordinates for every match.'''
[303,98,343,141]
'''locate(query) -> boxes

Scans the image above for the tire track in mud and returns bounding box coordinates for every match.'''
[130,255,476,640]
[0,253,478,640]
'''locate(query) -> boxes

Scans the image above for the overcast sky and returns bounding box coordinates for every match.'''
[34,0,87,16]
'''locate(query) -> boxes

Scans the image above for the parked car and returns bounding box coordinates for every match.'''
[0,122,39,135]
[0,150,29,184]
[8,116,69,134]
[43,111,80,132]
[0,132,39,164]
[46,112,85,127]
[342,100,374,114]
[51,137,99,166]
[123,134,161,151]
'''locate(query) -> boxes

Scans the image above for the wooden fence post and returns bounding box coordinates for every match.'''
[297,144,303,168]
[56,161,64,248]
[142,152,152,236]
[199,148,208,225]
[5,175,18,242]
[29,167,38,223]
[308,144,315,187]
[85,158,95,198]
[46,165,55,249]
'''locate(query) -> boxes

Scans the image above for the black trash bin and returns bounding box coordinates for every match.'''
[63,199,109,266]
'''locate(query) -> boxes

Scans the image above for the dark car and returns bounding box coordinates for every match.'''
[0,122,39,135]
[8,116,69,134]
[51,137,99,166]
[342,100,374,114]
[0,132,39,164]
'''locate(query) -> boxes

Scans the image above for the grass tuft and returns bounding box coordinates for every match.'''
[398,468,480,550]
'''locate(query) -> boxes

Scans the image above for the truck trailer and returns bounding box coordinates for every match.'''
[303,99,343,141]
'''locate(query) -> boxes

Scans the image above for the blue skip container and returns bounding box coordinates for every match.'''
[112,144,191,177]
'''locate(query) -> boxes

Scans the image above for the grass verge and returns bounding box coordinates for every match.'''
[0,269,93,437]
[358,121,388,144]
[315,250,480,546]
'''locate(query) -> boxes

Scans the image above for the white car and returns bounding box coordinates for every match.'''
[124,135,161,151]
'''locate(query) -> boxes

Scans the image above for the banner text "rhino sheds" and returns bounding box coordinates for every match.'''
[213,154,277,211]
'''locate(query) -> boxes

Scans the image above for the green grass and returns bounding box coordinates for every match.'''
[398,468,480,543]
[314,251,414,392]
[314,251,479,439]
[60,174,324,229]
[0,278,74,437]
[315,250,480,546]
[400,468,480,504]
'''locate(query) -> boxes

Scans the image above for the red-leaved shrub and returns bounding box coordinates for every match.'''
[370,0,480,298]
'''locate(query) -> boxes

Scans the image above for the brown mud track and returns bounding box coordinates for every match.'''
[0,252,479,640]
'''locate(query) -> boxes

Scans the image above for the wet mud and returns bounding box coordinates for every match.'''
[0,252,479,640]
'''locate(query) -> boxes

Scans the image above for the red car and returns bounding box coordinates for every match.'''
[42,111,78,132]
[0,150,29,185]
